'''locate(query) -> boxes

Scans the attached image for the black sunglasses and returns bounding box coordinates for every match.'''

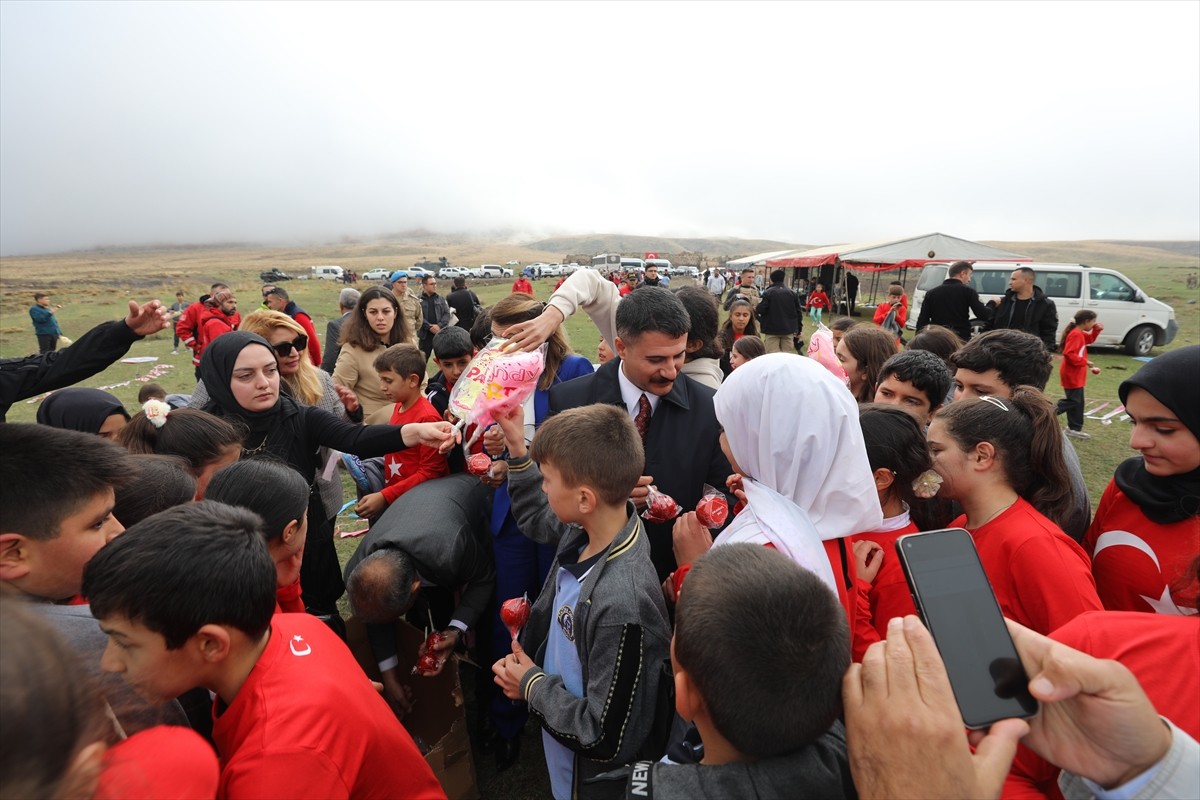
[271,335,308,356]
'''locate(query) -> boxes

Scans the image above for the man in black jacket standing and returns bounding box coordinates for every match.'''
[757,269,803,353]
[417,274,452,362]
[445,277,481,332]
[548,288,731,580]
[915,261,992,341]
[985,266,1058,351]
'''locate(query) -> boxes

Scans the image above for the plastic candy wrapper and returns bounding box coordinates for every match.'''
[806,324,849,387]
[500,594,531,641]
[466,453,493,476]
[695,485,729,529]
[413,630,449,676]
[448,339,547,447]
[641,485,682,523]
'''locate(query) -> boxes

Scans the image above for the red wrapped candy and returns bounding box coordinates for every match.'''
[413,631,448,676]
[467,453,493,476]
[641,485,682,523]
[500,594,531,641]
[695,485,729,529]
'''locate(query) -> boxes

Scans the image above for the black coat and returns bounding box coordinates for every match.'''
[548,360,732,580]
[320,312,348,374]
[757,283,803,335]
[915,279,993,341]
[985,286,1059,351]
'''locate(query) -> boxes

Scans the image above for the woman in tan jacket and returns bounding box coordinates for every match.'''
[333,286,416,423]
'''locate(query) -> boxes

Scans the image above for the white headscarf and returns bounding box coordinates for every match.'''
[711,354,883,590]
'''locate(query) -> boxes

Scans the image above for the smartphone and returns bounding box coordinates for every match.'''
[895,528,1038,729]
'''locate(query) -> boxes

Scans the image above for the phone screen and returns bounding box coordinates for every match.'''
[896,529,1038,728]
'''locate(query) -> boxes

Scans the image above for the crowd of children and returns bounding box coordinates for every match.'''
[1,273,1197,800]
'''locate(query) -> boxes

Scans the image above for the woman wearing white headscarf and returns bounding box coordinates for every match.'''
[671,353,884,659]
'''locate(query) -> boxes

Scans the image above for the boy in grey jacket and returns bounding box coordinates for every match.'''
[492,404,671,800]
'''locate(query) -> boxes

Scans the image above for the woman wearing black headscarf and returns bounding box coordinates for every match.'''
[1084,345,1200,615]
[198,332,457,625]
[36,387,130,439]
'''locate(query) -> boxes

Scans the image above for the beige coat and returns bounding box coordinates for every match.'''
[333,331,417,424]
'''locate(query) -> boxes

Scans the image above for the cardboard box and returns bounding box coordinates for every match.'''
[346,617,479,800]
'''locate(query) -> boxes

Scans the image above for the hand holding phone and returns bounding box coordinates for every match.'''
[896,528,1038,728]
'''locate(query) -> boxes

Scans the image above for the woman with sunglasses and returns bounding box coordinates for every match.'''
[196,331,456,629]
[334,286,416,424]
[926,388,1102,634]
[190,310,361,529]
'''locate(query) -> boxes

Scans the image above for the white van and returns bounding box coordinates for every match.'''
[908,262,1178,355]
[311,265,345,281]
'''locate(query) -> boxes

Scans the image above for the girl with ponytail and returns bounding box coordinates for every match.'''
[117,403,243,499]
[927,387,1102,633]
[1056,309,1102,438]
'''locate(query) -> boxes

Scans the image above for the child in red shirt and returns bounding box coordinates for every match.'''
[83,502,446,800]
[354,344,449,521]
[853,405,935,638]
[1055,310,1102,438]
[807,283,830,324]
[872,285,908,334]
[927,388,1102,634]
[1084,345,1199,615]
[206,459,312,614]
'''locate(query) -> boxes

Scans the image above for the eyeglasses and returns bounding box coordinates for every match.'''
[271,335,308,357]
[979,395,1010,412]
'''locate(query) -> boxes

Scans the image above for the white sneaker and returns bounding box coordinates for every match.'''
[1065,429,1091,440]
[171,350,179,355]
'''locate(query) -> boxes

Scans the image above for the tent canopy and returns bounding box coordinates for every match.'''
[764,232,1030,272]
[726,248,805,268]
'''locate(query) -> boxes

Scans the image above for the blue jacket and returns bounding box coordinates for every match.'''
[29,304,61,336]
[490,354,594,532]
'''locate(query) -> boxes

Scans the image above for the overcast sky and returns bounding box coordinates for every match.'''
[2,1,1197,256]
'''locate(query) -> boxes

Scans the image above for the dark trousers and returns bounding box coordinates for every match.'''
[1057,387,1085,431]
[419,335,434,363]
[36,334,58,353]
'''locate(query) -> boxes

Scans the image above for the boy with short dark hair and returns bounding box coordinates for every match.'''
[873,349,953,426]
[82,501,445,800]
[354,343,449,521]
[0,424,188,734]
[617,543,854,799]
[426,326,475,419]
[947,329,1091,541]
[137,382,168,404]
[492,403,671,799]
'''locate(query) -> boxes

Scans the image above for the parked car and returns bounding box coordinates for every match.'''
[506,260,520,266]
[311,265,344,281]
[259,268,293,283]
[479,264,513,278]
[439,267,469,279]
[540,264,565,277]
[362,268,392,281]
[407,267,430,279]
[908,262,1178,356]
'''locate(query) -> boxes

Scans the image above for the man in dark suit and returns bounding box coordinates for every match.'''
[343,474,494,719]
[321,287,359,374]
[915,260,993,341]
[548,287,731,580]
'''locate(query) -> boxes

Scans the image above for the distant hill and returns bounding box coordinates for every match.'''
[984,240,1199,269]
[522,233,807,258]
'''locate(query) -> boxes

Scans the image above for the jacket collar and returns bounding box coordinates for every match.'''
[593,359,691,411]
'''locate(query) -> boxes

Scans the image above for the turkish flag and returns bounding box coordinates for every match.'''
[645,252,658,260]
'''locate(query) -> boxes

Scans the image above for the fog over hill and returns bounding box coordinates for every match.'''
[523,234,806,258]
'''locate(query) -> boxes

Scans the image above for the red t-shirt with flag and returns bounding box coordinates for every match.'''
[952,497,1102,635]
[213,613,445,800]
[1084,478,1200,615]
[1002,611,1200,800]
[380,397,449,505]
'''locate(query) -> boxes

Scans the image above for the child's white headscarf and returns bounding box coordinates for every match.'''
[712,354,883,592]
